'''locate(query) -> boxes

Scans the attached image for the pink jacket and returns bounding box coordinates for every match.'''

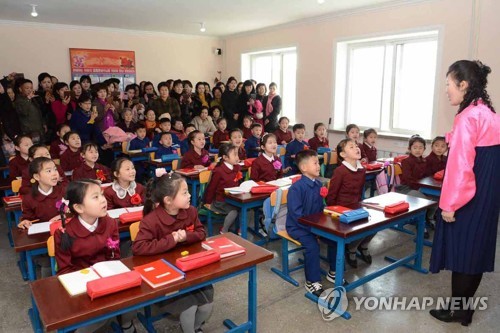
[440,100,500,212]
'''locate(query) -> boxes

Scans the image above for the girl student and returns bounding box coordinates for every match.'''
[18,157,64,278]
[104,157,145,209]
[360,128,378,163]
[273,116,293,145]
[49,123,70,159]
[204,143,242,233]
[59,131,83,172]
[19,144,67,195]
[132,173,213,333]
[396,135,437,238]
[180,130,213,170]
[71,142,111,183]
[9,134,33,180]
[308,122,329,151]
[326,139,373,268]
[241,115,253,140]
[250,133,291,182]
[229,128,246,160]
[426,136,448,175]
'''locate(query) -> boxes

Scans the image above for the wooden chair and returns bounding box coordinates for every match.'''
[172,159,179,171]
[11,179,21,193]
[47,236,57,276]
[129,222,140,241]
[6,179,22,246]
[197,170,227,235]
[278,146,286,166]
[320,151,338,177]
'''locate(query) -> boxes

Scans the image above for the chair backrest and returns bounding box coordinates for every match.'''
[278,147,286,156]
[130,221,140,241]
[270,188,288,206]
[11,179,22,194]
[149,152,155,160]
[199,170,212,185]
[172,159,179,170]
[122,141,128,153]
[324,151,338,165]
[245,167,251,181]
[387,163,403,176]
[47,235,57,275]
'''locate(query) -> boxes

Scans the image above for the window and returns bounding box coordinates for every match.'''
[333,30,439,138]
[241,47,297,123]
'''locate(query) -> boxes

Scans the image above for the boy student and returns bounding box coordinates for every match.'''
[286,150,343,296]
[244,123,262,158]
[285,123,310,175]
[154,132,177,159]
[152,117,180,147]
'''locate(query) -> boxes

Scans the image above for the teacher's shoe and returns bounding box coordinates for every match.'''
[429,309,473,326]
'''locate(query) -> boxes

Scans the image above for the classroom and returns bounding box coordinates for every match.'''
[0,0,499,332]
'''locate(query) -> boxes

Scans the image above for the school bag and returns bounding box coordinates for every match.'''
[262,188,287,241]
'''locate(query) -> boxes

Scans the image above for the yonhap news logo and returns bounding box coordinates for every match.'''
[317,287,348,321]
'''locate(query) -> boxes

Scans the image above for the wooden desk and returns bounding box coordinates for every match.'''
[224,192,270,240]
[13,223,131,282]
[30,233,273,333]
[418,176,442,197]
[299,192,435,319]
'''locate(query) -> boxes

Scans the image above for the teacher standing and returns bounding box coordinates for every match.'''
[429,60,500,326]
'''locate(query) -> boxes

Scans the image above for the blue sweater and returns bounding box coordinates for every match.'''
[129,137,150,150]
[285,139,310,174]
[244,136,261,158]
[155,145,177,159]
[152,131,180,148]
[70,107,105,145]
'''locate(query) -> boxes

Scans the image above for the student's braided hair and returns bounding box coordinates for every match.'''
[144,173,186,216]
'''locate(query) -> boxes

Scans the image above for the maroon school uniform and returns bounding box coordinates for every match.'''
[60,148,83,172]
[273,128,293,144]
[242,127,253,140]
[180,148,211,169]
[20,184,66,221]
[425,151,447,175]
[212,130,229,148]
[326,162,366,207]
[9,154,29,180]
[237,146,247,161]
[360,142,377,162]
[104,182,145,209]
[132,205,206,255]
[308,136,329,151]
[72,163,111,182]
[19,164,67,195]
[401,154,429,190]
[55,215,120,275]
[250,154,282,182]
[49,139,68,159]
[204,163,241,204]
[171,129,186,141]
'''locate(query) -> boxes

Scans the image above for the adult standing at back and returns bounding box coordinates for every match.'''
[152,81,181,120]
[429,60,500,326]
[263,82,282,133]
[221,76,239,130]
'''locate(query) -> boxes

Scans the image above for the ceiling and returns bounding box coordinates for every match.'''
[0,0,419,37]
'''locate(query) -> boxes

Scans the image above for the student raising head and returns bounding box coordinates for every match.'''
[104,157,145,209]
[59,131,83,172]
[132,172,213,333]
[72,142,111,183]
[285,123,310,175]
[250,133,290,182]
[180,130,212,169]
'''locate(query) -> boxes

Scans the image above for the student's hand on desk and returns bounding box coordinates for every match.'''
[194,165,205,170]
[18,220,33,229]
[442,211,455,223]
[177,229,187,242]
[172,231,180,243]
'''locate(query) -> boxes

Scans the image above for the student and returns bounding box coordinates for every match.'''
[180,130,212,169]
[273,116,293,145]
[204,143,241,233]
[144,109,157,140]
[326,139,372,267]
[152,118,180,147]
[117,108,137,133]
[154,132,178,159]
[308,122,329,151]
[92,83,120,132]
[49,123,70,159]
[190,106,216,136]
[132,173,213,333]
[9,134,33,180]
[209,105,222,127]
[129,123,150,150]
[212,118,230,149]
[180,124,196,155]
[72,143,111,182]
[104,157,145,209]
[241,115,253,140]
[426,136,448,175]
[19,144,67,195]
[229,128,246,161]
[244,123,263,158]
[286,150,342,296]
[360,128,378,163]
[345,124,361,146]
[250,133,290,182]
[171,117,186,141]
[285,123,310,175]
[59,131,83,172]
[396,135,437,237]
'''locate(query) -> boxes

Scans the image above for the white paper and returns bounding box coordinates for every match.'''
[58,268,101,296]
[127,206,144,213]
[224,180,259,194]
[107,208,128,219]
[92,260,130,278]
[27,221,52,235]
[266,178,292,187]
[128,149,141,154]
[64,170,73,177]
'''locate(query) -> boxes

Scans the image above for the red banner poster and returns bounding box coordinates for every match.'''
[69,48,136,76]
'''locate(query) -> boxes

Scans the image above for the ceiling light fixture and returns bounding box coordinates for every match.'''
[318,0,325,4]
[30,4,38,17]
[200,22,206,33]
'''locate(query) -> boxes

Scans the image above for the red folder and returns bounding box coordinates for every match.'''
[86,271,142,300]
[134,259,185,288]
[250,185,279,194]
[175,250,221,272]
[2,195,22,205]
[393,155,409,164]
[49,220,62,235]
[119,211,143,224]
[434,170,444,180]
[383,201,410,214]
[362,162,384,170]
[201,237,246,258]
[323,205,352,217]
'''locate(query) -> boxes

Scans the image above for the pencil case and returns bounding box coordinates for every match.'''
[141,147,158,153]
[175,250,221,272]
[161,154,180,163]
[363,162,384,170]
[317,147,331,154]
[383,201,410,214]
[86,271,142,301]
[119,211,143,224]
[433,170,444,180]
[393,155,409,164]
[339,208,369,224]
[250,185,279,194]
